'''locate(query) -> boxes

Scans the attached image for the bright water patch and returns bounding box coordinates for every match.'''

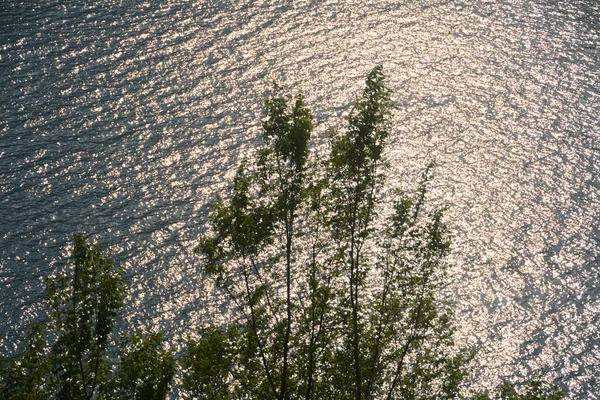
[1,1,599,397]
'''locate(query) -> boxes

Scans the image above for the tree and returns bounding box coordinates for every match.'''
[46,233,126,399]
[111,332,176,400]
[324,65,393,400]
[0,68,565,400]
[191,84,313,399]
[474,374,563,400]
[0,234,176,400]
[189,66,474,399]
[180,327,236,399]
[0,322,50,400]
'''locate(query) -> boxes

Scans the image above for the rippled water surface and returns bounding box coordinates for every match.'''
[1,0,599,397]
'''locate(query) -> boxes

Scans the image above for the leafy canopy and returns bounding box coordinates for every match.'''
[189,66,477,400]
[1,234,176,400]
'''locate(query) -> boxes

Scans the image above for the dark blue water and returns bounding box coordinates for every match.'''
[1,1,599,397]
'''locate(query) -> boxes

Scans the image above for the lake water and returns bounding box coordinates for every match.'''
[1,0,599,397]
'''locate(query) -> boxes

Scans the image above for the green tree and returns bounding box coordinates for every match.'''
[474,374,563,400]
[0,322,50,400]
[191,84,314,399]
[189,66,475,399]
[180,327,236,399]
[1,234,175,400]
[46,233,126,399]
[111,332,176,400]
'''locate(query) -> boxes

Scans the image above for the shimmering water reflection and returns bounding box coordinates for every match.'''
[1,1,599,397]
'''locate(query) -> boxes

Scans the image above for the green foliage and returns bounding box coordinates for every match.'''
[262,84,313,177]
[192,84,314,400]
[111,332,176,400]
[324,64,395,400]
[1,68,565,400]
[474,374,563,400]
[189,66,502,400]
[0,322,50,400]
[46,233,126,399]
[1,234,175,400]
[181,327,236,399]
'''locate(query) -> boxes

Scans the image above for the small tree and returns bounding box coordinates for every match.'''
[111,332,176,400]
[189,66,473,399]
[180,327,236,399]
[474,374,563,400]
[46,233,126,399]
[1,234,176,400]
[0,322,50,400]
[191,85,313,399]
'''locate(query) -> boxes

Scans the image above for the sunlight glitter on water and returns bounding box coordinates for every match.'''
[1,0,599,397]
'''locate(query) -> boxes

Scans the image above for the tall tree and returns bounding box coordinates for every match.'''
[260,86,313,400]
[193,84,313,399]
[190,66,474,400]
[325,64,392,400]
